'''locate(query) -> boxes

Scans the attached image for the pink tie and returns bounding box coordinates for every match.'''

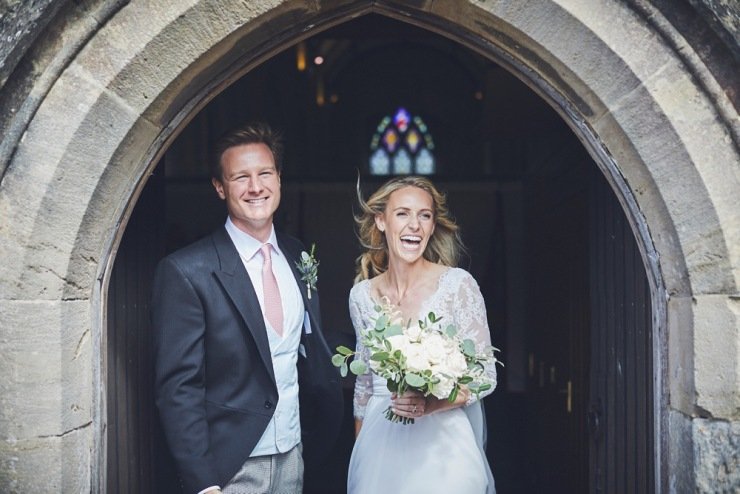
[260,243,283,336]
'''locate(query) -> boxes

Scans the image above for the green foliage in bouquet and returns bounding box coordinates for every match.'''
[333,302,500,424]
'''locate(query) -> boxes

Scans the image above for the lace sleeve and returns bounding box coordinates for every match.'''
[451,270,498,405]
[349,284,373,420]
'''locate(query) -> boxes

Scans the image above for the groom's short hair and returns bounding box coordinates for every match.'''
[210,121,284,180]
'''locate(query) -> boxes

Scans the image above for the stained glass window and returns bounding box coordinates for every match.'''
[369,108,436,175]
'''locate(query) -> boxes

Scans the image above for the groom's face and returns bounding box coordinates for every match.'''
[212,142,281,242]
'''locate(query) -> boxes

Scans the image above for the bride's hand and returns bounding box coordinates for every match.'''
[391,390,427,418]
[424,387,470,415]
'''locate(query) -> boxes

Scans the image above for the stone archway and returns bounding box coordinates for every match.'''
[0,1,737,492]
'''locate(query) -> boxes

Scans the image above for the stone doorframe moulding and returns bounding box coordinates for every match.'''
[0,0,737,492]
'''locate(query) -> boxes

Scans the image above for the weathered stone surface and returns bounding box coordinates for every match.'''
[506,0,656,111]
[589,107,693,298]
[0,0,130,176]
[61,424,92,493]
[72,1,197,104]
[0,1,737,493]
[693,0,740,53]
[73,0,281,119]
[0,59,104,301]
[0,425,91,493]
[668,296,696,415]
[0,435,62,493]
[641,62,740,294]
[0,0,66,89]
[694,295,740,419]
[0,300,91,440]
[668,409,696,493]
[597,80,736,295]
[693,417,740,492]
[65,114,161,301]
[454,0,609,120]
[0,298,92,492]
[0,58,156,301]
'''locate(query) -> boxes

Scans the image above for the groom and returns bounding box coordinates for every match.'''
[152,122,343,493]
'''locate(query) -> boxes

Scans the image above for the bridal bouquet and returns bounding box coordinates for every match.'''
[333,301,499,424]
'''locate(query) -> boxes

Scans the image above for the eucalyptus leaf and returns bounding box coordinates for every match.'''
[405,373,425,387]
[445,324,457,337]
[448,386,459,403]
[340,362,348,377]
[375,314,389,330]
[461,339,476,357]
[350,360,368,375]
[331,354,346,367]
[336,345,353,356]
[385,324,403,337]
[370,351,389,361]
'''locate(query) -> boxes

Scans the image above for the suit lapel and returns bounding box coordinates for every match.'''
[277,232,319,325]
[211,227,276,384]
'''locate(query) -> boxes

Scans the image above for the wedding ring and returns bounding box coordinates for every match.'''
[413,405,418,414]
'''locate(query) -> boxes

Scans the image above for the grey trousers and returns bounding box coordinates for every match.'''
[222,443,303,494]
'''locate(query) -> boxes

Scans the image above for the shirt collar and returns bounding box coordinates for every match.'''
[224,217,281,261]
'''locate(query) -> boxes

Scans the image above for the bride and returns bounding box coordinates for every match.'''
[347,176,497,494]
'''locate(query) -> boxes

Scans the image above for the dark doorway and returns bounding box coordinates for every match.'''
[106,14,653,493]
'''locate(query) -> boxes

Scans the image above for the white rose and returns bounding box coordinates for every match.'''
[387,334,410,353]
[405,342,431,373]
[431,375,455,399]
[442,350,468,378]
[423,333,449,365]
[405,324,422,342]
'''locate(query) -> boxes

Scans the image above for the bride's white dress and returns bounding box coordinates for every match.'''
[347,267,496,494]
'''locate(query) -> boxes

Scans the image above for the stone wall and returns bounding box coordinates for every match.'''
[0,0,66,87]
[692,0,740,56]
[0,0,738,492]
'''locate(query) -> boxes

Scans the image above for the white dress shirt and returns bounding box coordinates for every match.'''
[224,218,304,456]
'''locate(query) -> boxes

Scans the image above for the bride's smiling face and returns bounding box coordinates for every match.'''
[375,186,436,265]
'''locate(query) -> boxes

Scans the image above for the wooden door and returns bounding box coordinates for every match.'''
[588,172,654,493]
[107,169,181,493]
[524,164,590,492]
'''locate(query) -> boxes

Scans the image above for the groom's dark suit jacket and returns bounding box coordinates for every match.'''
[152,227,343,493]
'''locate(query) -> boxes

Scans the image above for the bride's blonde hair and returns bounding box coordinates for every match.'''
[354,176,464,282]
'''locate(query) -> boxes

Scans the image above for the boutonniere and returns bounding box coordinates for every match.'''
[296,243,319,299]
